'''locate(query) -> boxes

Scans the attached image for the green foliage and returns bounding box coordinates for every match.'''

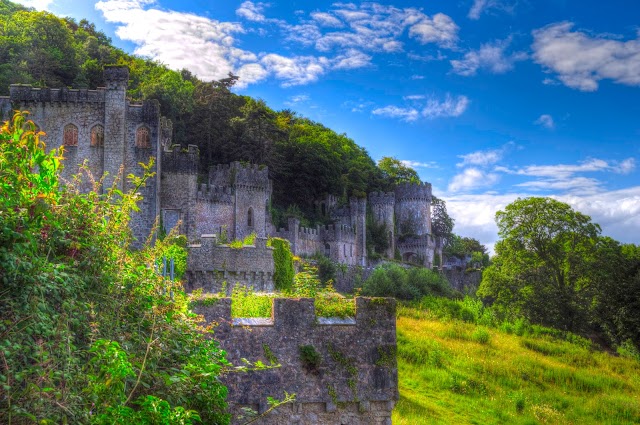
[313,253,336,285]
[267,237,294,291]
[362,263,452,300]
[0,112,229,424]
[230,286,273,317]
[299,345,321,371]
[431,196,454,241]
[155,235,188,280]
[377,156,420,186]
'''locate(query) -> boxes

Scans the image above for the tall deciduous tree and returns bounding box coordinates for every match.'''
[478,197,601,332]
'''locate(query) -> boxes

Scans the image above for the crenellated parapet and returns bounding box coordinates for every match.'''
[208,161,271,192]
[161,145,199,174]
[368,191,395,206]
[192,297,397,425]
[195,184,233,204]
[322,223,356,243]
[394,181,432,202]
[9,85,106,104]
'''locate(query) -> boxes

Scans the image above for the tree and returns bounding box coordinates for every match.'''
[377,156,420,187]
[431,195,454,241]
[478,197,601,332]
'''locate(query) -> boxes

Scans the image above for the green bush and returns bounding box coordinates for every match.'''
[0,112,229,424]
[268,237,295,291]
[362,264,452,300]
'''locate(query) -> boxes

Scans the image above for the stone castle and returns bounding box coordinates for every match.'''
[0,65,420,424]
[0,65,442,293]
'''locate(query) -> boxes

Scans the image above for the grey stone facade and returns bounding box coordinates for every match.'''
[193,297,397,425]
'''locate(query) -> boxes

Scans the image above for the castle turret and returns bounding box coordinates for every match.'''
[394,182,432,237]
[369,191,395,258]
[160,144,199,239]
[102,65,129,190]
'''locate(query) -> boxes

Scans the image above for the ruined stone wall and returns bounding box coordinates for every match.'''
[193,297,397,425]
[397,234,436,267]
[186,235,274,293]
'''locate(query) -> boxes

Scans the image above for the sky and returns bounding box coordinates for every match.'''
[16,0,640,252]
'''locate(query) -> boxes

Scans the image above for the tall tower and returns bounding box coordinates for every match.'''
[350,197,367,266]
[102,66,129,190]
[368,192,395,258]
[394,182,432,237]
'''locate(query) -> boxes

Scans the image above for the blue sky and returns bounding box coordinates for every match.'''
[17,0,640,251]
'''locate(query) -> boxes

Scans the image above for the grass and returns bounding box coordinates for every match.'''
[393,304,640,424]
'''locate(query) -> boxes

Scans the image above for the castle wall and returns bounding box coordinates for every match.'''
[193,297,397,425]
[350,198,367,266]
[194,184,234,238]
[186,235,274,293]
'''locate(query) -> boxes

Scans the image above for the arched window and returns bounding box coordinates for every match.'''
[136,126,150,148]
[247,208,253,227]
[63,124,78,146]
[90,125,104,147]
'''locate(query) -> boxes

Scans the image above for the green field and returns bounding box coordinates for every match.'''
[393,305,640,424]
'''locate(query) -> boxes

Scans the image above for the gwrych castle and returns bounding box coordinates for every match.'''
[0,66,444,424]
[0,65,442,294]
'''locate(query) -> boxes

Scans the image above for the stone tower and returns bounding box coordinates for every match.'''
[350,197,367,266]
[208,162,272,240]
[394,182,432,237]
[102,65,129,190]
[160,144,199,240]
[369,191,395,258]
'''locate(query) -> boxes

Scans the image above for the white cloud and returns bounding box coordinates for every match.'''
[532,22,640,91]
[535,114,555,129]
[11,0,54,10]
[451,37,526,76]
[422,94,469,118]
[372,106,419,122]
[311,12,343,27]
[332,49,372,70]
[96,0,253,83]
[448,167,500,192]
[260,54,329,86]
[468,0,516,20]
[445,187,640,255]
[408,13,459,48]
[403,95,426,100]
[401,160,439,169]
[457,148,505,167]
[236,1,267,22]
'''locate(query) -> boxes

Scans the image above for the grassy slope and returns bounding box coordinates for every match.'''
[393,306,640,424]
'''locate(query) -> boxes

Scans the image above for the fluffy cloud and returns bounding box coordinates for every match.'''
[372,106,420,122]
[408,13,459,48]
[422,94,469,118]
[11,0,54,10]
[457,147,505,167]
[445,187,640,254]
[260,54,329,86]
[236,1,267,22]
[448,167,500,192]
[451,37,526,76]
[96,0,252,83]
[400,160,439,169]
[532,22,640,91]
[535,114,555,129]
[373,93,469,122]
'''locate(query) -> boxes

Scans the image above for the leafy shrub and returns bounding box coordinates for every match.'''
[362,263,451,300]
[268,237,294,291]
[472,328,491,344]
[314,253,336,285]
[231,285,273,317]
[0,112,229,424]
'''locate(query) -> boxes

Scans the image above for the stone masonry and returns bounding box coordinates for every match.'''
[193,297,398,425]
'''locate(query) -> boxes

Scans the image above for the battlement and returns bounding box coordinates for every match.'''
[103,65,129,86]
[350,196,367,214]
[9,85,106,104]
[397,234,435,249]
[195,184,233,204]
[369,191,395,205]
[208,161,271,191]
[161,145,199,174]
[192,297,397,424]
[394,181,432,201]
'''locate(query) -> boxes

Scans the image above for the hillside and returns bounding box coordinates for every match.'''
[393,303,640,424]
